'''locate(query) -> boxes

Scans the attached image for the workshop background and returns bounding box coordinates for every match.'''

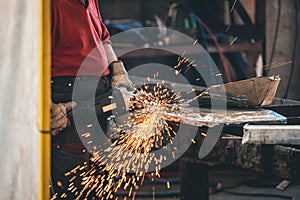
[0,0,300,199]
[101,0,300,100]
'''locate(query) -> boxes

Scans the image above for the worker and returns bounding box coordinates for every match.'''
[50,0,133,199]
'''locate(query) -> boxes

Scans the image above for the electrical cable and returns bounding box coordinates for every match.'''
[196,16,232,82]
[196,16,209,50]
[269,0,281,64]
[284,0,298,98]
[144,173,180,184]
[191,14,216,83]
[164,3,232,82]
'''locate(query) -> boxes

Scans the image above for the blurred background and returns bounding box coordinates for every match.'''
[101,0,300,100]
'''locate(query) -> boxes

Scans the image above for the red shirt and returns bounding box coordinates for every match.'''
[51,0,110,77]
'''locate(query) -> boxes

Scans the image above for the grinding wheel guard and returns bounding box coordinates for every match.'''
[67,87,132,126]
[67,88,112,122]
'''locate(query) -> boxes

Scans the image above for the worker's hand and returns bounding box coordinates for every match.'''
[110,61,134,90]
[50,101,76,136]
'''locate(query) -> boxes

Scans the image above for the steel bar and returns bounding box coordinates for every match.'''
[243,124,300,144]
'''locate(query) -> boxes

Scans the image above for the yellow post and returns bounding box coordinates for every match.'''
[39,0,51,199]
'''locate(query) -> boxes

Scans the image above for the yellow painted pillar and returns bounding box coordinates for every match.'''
[39,0,51,199]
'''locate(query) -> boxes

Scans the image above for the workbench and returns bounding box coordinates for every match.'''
[179,98,300,200]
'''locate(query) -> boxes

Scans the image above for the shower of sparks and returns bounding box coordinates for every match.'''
[152,186,155,200]
[51,50,222,199]
[166,181,171,189]
[230,0,238,12]
[201,132,207,137]
[229,36,238,46]
[52,81,183,199]
[174,54,199,76]
[260,61,292,71]
[225,25,231,33]
[193,39,198,45]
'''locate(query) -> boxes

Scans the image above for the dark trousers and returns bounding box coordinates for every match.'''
[51,76,113,200]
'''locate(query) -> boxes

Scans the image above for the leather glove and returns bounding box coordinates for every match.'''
[50,101,76,136]
[110,61,134,90]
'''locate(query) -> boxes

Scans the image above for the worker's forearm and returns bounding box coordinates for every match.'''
[104,43,118,64]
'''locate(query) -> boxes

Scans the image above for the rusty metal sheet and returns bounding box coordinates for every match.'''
[208,76,281,106]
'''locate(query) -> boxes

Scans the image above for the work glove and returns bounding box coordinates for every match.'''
[50,101,76,136]
[110,61,134,90]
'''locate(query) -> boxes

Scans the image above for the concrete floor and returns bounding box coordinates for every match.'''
[115,170,300,200]
[209,173,300,200]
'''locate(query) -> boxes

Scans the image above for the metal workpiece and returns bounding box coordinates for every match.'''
[242,124,300,145]
[164,107,287,127]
